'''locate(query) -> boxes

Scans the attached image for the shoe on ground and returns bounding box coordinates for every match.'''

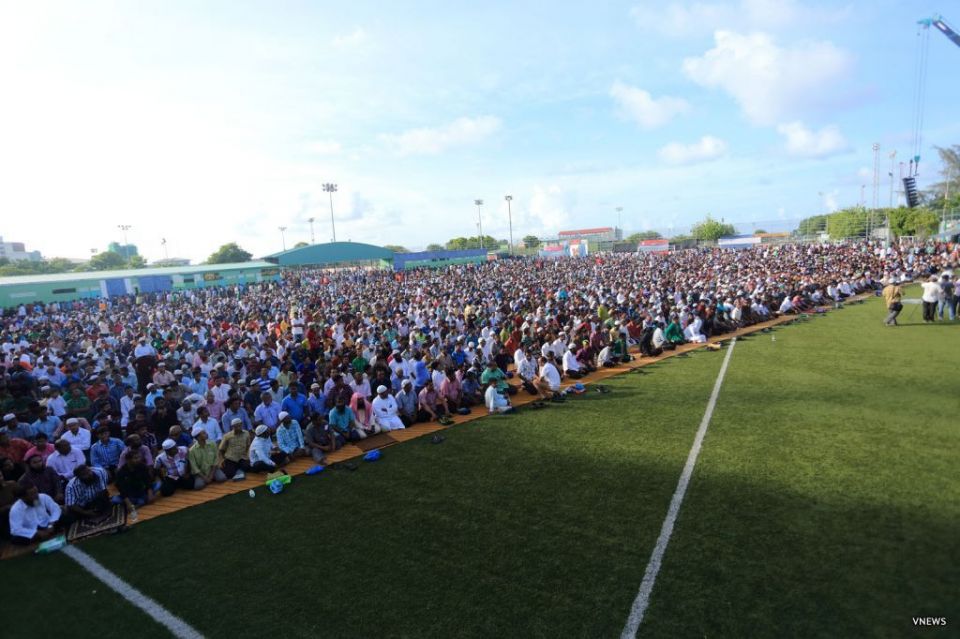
[233,471,246,481]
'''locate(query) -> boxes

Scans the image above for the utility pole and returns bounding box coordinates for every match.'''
[278,226,287,251]
[161,238,169,260]
[323,183,338,242]
[504,195,514,255]
[307,217,315,244]
[117,224,132,260]
[888,150,897,208]
[871,142,880,209]
[616,207,623,239]
[474,199,484,249]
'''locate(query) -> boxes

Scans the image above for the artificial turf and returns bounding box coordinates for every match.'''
[1,292,956,638]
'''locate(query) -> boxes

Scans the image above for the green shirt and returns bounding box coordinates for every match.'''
[480,367,508,392]
[189,440,219,475]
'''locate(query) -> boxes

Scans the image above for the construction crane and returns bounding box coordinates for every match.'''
[905,14,960,207]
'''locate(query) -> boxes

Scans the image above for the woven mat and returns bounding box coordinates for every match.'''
[67,504,127,542]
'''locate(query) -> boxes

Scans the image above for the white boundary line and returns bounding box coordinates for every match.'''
[620,338,737,639]
[63,544,204,639]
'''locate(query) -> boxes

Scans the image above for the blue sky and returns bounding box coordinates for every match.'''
[1,0,958,261]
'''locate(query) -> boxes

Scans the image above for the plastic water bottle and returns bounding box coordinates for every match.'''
[248,489,256,498]
[771,335,776,342]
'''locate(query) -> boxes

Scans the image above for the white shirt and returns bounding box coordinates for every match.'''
[46,396,67,417]
[562,350,581,372]
[485,385,509,413]
[61,427,92,451]
[371,394,399,419]
[921,281,942,303]
[9,494,61,539]
[539,362,561,391]
[194,416,224,442]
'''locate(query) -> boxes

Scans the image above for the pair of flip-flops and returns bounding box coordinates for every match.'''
[437,415,454,426]
[595,385,611,394]
[430,434,445,444]
[331,461,359,472]
[529,401,547,409]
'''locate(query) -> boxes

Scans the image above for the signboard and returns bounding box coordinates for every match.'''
[637,239,669,254]
[203,272,221,282]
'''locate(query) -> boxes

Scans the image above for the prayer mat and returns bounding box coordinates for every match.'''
[352,433,397,452]
[67,505,127,542]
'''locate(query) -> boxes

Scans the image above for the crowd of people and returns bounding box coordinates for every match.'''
[0,239,955,544]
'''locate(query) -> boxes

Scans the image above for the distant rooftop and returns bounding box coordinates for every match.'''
[0,261,276,286]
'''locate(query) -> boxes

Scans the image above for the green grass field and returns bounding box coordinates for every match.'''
[2,293,957,638]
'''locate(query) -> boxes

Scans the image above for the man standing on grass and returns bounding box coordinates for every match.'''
[882,279,903,326]
[920,275,942,323]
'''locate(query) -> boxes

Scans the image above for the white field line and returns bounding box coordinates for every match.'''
[620,338,737,639]
[62,544,204,639]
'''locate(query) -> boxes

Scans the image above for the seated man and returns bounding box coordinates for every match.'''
[460,370,484,405]
[248,425,289,473]
[0,429,31,480]
[118,433,154,468]
[417,379,449,422]
[664,317,685,346]
[304,413,341,464]
[89,427,125,478]
[112,450,158,515]
[561,344,584,379]
[8,485,61,545]
[276,412,308,459]
[188,426,227,489]
[484,379,514,414]
[327,396,367,441]
[394,379,418,427]
[46,438,86,483]
[18,453,63,504]
[64,464,112,525]
[24,432,56,463]
[480,361,516,396]
[535,355,564,401]
[154,439,192,496]
[371,385,406,432]
[218,418,252,480]
[439,371,464,413]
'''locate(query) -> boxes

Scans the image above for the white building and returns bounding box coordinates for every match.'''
[0,237,42,262]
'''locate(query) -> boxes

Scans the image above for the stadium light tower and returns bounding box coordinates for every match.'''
[505,195,514,255]
[278,226,287,251]
[475,199,484,249]
[161,238,169,260]
[323,183,338,242]
[117,224,132,259]
[307,217,316,244]
[616,206,623,239]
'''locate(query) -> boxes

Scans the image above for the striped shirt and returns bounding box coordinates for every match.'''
[65,467,108,507]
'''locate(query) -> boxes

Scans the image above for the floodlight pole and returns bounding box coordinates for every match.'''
[505,195,514,254]
[307,217,315,244]
[475,199,484,249]
[323,183,338,242]
[117,224,132,260]
[279,226,287,251]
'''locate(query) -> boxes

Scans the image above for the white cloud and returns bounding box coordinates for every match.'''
[630,0,847,37]
[380,116,501,156]
[307,140,342,155]
[610,81,690,129]
[777,121,848,158]
[658,136,727,165]
[332,27,367,48]
[682,31,853,125]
